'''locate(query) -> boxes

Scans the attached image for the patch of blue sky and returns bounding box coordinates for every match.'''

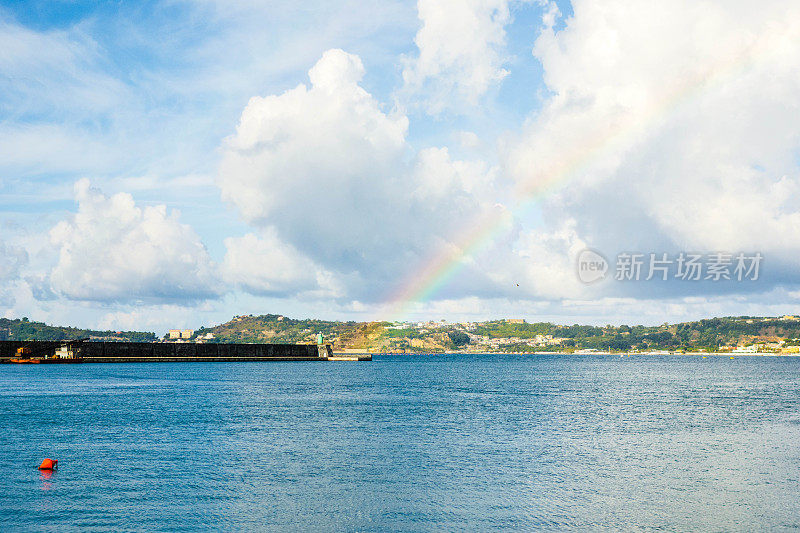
[402,1,572,161]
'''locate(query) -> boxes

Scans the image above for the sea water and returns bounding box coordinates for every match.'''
[1,354,799,531]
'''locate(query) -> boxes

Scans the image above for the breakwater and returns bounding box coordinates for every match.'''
[0,340,371,362]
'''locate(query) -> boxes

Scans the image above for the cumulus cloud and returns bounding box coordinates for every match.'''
[0,241,27,281]
[49,179,222,303]
[401,0,515,113]
[412,146,498,200]
[503,220,589,300]
[219,49,500,301]
[0,241,28,308]
[223,230,342,298]
[505,0,800,297]
[219,49,407,225]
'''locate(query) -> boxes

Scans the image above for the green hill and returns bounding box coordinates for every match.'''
[201,314,800,353]
[196,314,362,345]
[0,317,157,342]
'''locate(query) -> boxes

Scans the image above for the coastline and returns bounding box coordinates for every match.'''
[337,351,800,357]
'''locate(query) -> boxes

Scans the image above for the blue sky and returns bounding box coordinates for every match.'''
[2,0,800,332]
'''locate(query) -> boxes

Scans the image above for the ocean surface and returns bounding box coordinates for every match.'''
[1,354,799,531]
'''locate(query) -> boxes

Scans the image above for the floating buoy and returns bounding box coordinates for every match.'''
[38,458,57,470]
[730,356,735,360]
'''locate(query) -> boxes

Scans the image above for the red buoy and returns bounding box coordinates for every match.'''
[38,458,57,470]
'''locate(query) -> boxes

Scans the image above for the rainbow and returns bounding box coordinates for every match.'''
[378,39,768,322]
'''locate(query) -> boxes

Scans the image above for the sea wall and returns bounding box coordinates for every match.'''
[0,340,328,361]
[0,340,63,359]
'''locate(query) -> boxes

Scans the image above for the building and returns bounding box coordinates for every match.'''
[732,345,759,353]
[168,329,194,340]
[54,343,78,359]
[506,319,525,324]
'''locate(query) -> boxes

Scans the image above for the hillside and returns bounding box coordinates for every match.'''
[195,314,361,345]
[0,317,157,342]
[199,314,800,353]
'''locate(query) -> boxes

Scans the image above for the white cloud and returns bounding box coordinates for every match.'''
[401,0,515,113]
[96,303,216,332]
[412,146,497,199]
[48,179,222,303]
[0,241,27,281]
[0,241,27,308]
[219,49,407,226]
[507,220,589,300]
[504,0,800,295]
[219,49,500,300]
[457,130,482,150]
[335,289,800,327]
[0,124,124,176]
[223,230,342,298]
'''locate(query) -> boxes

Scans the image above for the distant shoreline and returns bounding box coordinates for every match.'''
[338,351,800,357]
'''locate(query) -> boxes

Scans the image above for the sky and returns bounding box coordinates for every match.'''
[1,0,800,332]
